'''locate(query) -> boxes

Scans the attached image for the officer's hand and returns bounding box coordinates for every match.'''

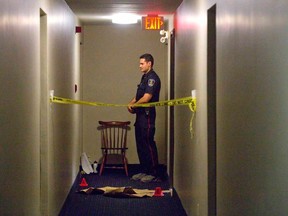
[127,104,135,114]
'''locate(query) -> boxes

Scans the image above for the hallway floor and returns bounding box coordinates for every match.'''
[59,166,187,216]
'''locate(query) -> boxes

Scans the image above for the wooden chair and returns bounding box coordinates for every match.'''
[98,121,130,176]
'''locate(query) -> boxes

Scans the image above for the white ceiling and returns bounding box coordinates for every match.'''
[65,0,183,24]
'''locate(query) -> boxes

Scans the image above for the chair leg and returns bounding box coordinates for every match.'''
[123,156,128,176]
[99,154,106,176]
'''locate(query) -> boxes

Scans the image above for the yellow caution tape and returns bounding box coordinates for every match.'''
[189,98,196,113]
[50,95,197,138]
[189,97,196,138]
[50,96,196,111]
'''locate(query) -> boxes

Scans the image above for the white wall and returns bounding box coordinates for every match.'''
[82,23,168,165]
[0,0,81,215]
[174,1,210,215]
[0,1,41,215]
[45,1,82,215]
[217,1,288,215]
[174,0,288,215]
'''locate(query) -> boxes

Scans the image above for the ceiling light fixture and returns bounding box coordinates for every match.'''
[112,13,139,24]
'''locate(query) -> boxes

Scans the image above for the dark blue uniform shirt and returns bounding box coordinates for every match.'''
[135,70,161,128]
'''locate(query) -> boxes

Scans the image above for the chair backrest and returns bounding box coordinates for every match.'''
[98,121,130,153]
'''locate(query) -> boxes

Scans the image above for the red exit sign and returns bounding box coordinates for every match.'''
[142,15,164,30]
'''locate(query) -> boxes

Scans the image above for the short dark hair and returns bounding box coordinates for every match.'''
[140,53,154,67]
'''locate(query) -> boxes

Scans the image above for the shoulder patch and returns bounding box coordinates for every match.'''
[148,79,155,87]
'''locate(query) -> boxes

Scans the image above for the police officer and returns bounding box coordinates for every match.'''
[128,53,161,183]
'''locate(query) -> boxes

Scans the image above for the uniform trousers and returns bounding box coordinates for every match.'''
[134,124,159,176]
